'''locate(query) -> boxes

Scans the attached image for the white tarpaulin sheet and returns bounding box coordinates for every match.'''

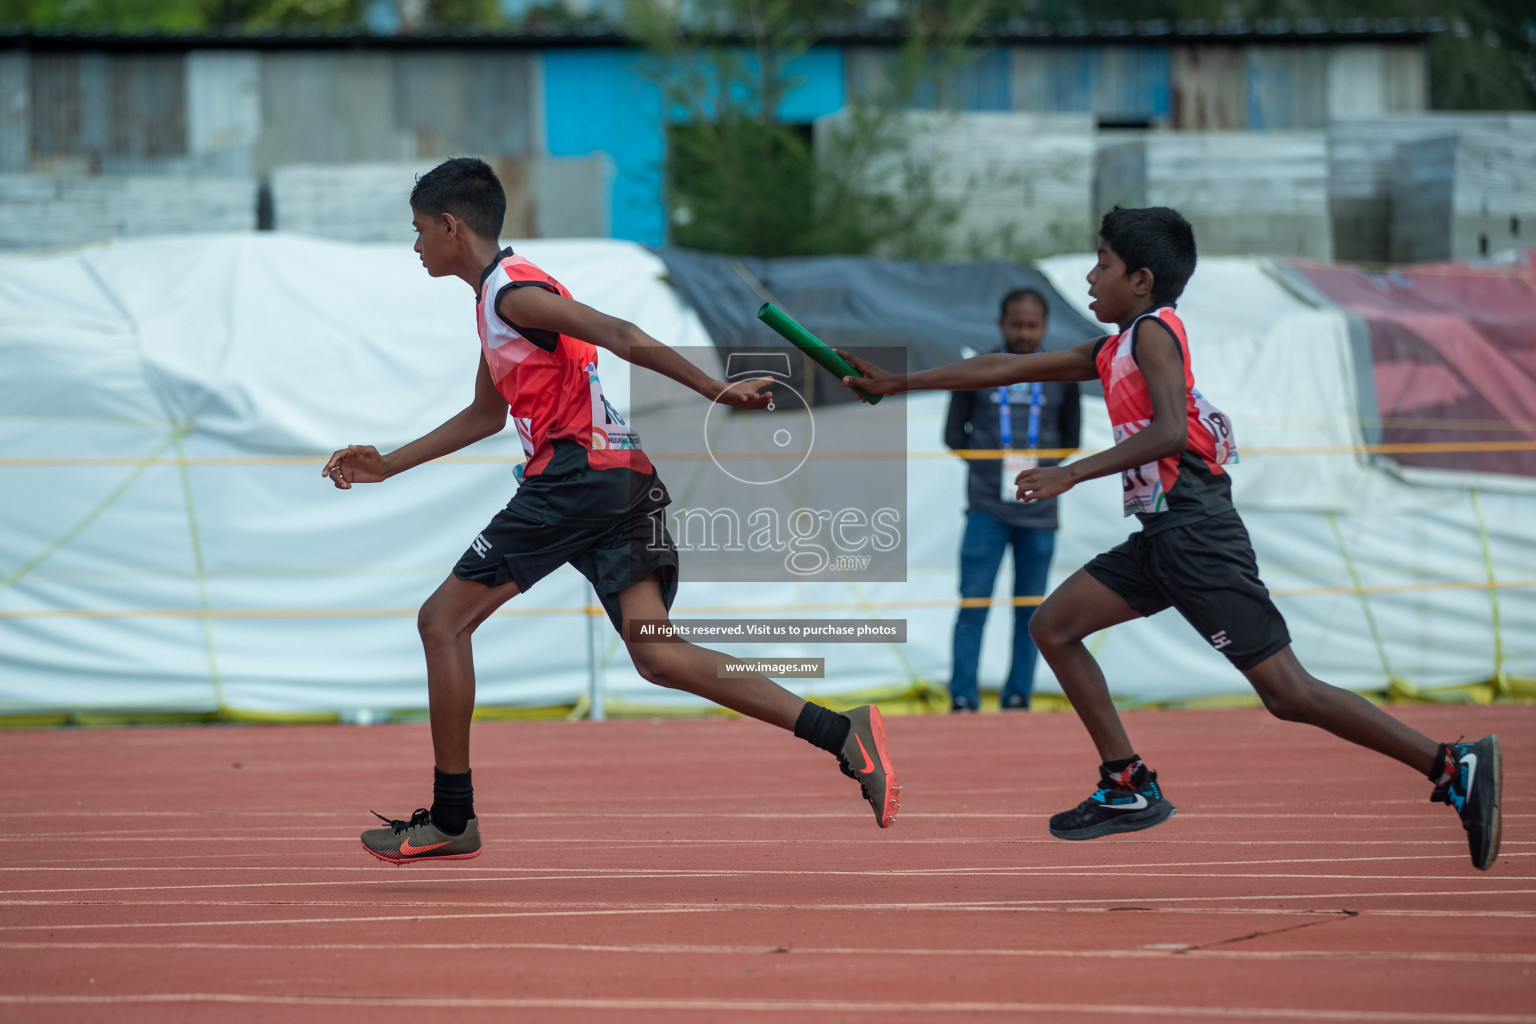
[1,236,1529,715]
[0,235,710,714]
[1033,254,1535,699]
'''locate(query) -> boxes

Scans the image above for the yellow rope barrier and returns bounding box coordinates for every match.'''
[3,438,1534,468]
[4,440,1532,623]
[3,578,1532,620]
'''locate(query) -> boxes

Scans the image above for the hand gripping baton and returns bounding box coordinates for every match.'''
[756,302,881,405]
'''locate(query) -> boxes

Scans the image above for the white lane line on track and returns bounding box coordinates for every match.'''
[2,940,1533,965]
[2,904,1534,926]
[8,847,1533,875]
[8,833,1529,848]
[2,865,1532,897]
[10,804,1530,823]
[9,873,1532,907]
[489,837,1536,846]
[12,813,1531,839]
[5,874,1536,899]
[24,908,1523,927]
[0,994,1530,1021]
[16,794,1525,815]
[8,852,1533,872]
[0,907,725,932]
[3,893,1536,931]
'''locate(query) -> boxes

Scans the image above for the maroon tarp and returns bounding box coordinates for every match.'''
[1290,252,1536,480]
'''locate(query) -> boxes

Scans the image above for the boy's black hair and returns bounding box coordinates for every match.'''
[999,287,1049,320]
[410,157,506,241]
[1099,206,1197,306]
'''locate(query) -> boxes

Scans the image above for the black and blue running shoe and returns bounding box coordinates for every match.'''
[1049,763,1176,841]
[1432,735,1502,871]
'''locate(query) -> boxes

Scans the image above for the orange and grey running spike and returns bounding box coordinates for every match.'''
[838,705,900,828]
[361,808,482,865]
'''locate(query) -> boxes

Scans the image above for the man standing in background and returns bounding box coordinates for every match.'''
[944,288,1081,712]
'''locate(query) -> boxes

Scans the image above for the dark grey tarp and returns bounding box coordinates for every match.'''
[651,248,1104,407]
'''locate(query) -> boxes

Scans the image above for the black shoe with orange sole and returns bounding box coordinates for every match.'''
[838,705,900,828]
[361,808,482,865]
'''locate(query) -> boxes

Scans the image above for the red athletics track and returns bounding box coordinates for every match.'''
[3,705,1533,1023]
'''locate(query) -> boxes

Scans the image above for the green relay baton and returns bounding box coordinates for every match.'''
[756,302,881,405]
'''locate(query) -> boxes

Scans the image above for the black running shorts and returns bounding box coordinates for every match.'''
[1083,509,1290,671]
[453,504,679,632]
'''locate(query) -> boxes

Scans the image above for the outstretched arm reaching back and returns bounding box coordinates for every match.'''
[838,340,1101,398]
[498,283,774,410]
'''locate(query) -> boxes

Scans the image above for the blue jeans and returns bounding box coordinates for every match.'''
[949,510,1057,708]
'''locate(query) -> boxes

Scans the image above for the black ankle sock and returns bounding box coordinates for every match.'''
[794,703,851,755]
[1429,743,1456,787]
[431,768,474,836]
[1101,755,1145,788]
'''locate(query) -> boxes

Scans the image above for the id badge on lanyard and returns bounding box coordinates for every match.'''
[998,383,1042,502]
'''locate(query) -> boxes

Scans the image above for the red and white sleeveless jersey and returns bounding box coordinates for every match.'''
[476,248,651,480]
[1094,306,1238,519]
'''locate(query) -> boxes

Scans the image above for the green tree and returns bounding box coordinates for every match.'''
[0,0,495,31]
[239,0,363,30]
[634,0,1000,258]
[5,0,211,32]
[418,0,501,29]
[0,0,367,31]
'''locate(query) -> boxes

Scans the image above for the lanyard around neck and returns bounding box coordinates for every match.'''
[997,382,1043,451]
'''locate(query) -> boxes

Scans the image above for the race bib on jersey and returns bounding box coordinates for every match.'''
[587,364,644,451]
[1193,387,1239,466]
[1000,453,1038,502]
[1113,419,1166,516]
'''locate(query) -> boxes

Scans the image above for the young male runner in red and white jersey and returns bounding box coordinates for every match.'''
[839,206,1501,871]
[322,158,898,863]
